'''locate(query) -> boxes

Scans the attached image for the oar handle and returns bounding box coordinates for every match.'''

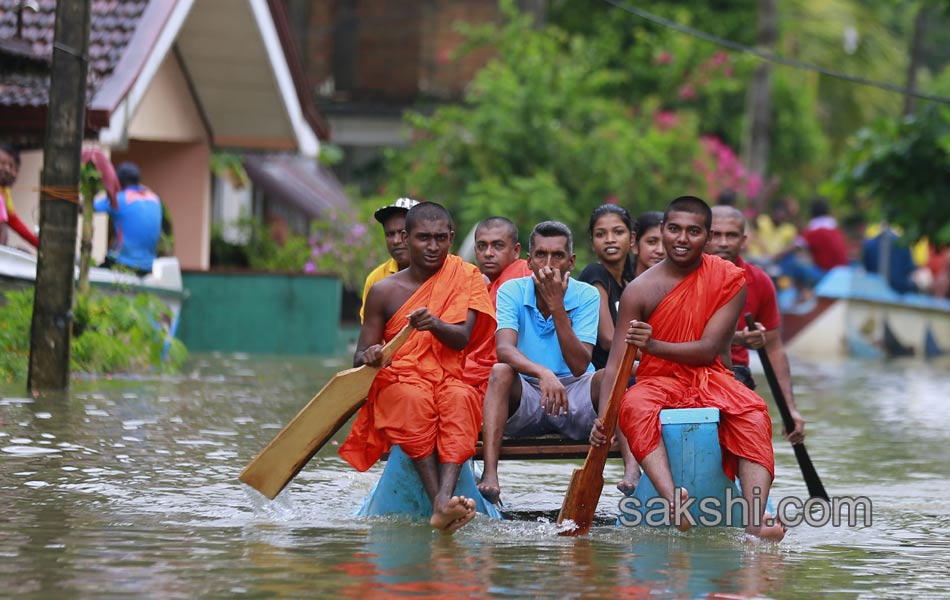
[379,324,414,363]
[600,343,638,438]
[744,313,795,435]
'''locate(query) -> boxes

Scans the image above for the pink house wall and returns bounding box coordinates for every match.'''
[112,140,211,270]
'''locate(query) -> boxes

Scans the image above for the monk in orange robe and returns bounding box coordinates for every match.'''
[591,196,786,541]
[463,216,531,394]
[340,202,496,534]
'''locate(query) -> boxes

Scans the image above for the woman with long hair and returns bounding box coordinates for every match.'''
[579,204,640,494]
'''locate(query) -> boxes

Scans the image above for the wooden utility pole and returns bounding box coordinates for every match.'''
[744,0,777,213]
[27,0,92,392]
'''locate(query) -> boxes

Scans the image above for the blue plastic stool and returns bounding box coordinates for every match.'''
[357,446,502,520]
[620,408,772,527]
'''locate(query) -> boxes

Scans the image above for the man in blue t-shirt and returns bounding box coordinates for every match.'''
[477,220,602,504]
[94,162,163,276]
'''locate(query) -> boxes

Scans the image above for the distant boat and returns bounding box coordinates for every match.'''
[0,245,186,343]
[782,266,950,360]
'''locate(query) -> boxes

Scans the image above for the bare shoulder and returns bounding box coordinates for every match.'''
[624,264,681,319]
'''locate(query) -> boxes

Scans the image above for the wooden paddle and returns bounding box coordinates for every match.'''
[239,324,414,499]
[557,343,637,535]
[744,313,829,501]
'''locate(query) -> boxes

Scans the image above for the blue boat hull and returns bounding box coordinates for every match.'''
[357,409,767,528]
[357,446,502,520]
[621,408,772,527]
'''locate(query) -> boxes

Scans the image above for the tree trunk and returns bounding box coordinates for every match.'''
[77,173,95,296]
[27,0,92,392]
[902,5,929,117]
[744,0,777,213]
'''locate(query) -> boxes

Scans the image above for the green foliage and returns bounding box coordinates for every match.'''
[317,143,345,166]
[830,105,950,244]
[305,212,386,292]
[382,6,710,241]
[210,213,386,292]
[0,289,32,384]
[768,68,830,201]
[210,152,250,189]
[0,289,187,384]
[210,217,311,272]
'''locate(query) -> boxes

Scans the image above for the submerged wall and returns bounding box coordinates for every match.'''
[178,271,341,354]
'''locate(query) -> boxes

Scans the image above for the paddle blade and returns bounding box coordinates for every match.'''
[239,365,377,498]
[557,465,604,536]
[239,325,413,499]
[556,344,637,536]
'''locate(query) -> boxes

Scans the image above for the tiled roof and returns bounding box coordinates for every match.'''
[0,0,149,107]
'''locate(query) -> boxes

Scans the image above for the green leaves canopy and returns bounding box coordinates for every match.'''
[832,105,950,244]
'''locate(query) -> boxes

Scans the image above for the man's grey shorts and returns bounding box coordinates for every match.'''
[503,371,597,441]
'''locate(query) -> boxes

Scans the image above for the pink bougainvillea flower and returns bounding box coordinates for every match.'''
[677,85,696,100]
[655,50,673,65]
[653,110,678,130]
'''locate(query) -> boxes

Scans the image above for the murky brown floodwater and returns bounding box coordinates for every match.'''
[2,352,949,599]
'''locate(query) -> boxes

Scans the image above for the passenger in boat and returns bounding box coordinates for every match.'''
[632,211,666,277]
[463,217,531,395]
[706,205,805,444]
[591,196,786,541]
[0,143,39,250]
[340,202,496,534]
[478,221,603,505]
[94,162,163,277]
[359,197,420,322]
[775,197,849,289]
[578,205,641,494]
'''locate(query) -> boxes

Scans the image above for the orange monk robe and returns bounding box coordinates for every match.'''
[461,258,531,395]
[618,254,774,480]
[340,254,497,471]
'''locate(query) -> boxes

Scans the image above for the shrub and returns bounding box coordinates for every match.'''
[0,289,187,384]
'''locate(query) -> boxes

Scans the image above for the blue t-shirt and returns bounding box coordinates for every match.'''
[94,185,163,272]
[495,276,600,377]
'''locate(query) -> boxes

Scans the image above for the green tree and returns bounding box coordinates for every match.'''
[830,104,950,244]
[382,3,709,249]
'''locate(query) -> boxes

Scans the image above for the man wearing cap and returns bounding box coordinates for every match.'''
[360,197,419,321]
[94,161,163,277]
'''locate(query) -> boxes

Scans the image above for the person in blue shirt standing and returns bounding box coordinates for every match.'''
[94,162,163,276]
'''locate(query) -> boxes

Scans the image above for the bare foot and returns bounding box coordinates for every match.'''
[671,487,692,532]
[616,469,640,496]
[443,497,477,534]
[747,513,787,542]
[431,496,474,534]
[477,476,501,505]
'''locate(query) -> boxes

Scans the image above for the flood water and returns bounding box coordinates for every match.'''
[2,351,949,599]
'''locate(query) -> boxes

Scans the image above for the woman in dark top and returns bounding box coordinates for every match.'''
[579,205,636,370]
[579,205,641,494]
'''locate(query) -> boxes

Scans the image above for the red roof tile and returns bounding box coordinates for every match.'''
[0,0,148,107]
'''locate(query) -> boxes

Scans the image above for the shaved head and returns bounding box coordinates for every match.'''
[475,216,519,245]
[405,201,453,233]
[711,205,745,233]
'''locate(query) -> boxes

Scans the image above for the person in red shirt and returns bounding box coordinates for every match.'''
[777,197,849,288]
[706,206,805,444]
